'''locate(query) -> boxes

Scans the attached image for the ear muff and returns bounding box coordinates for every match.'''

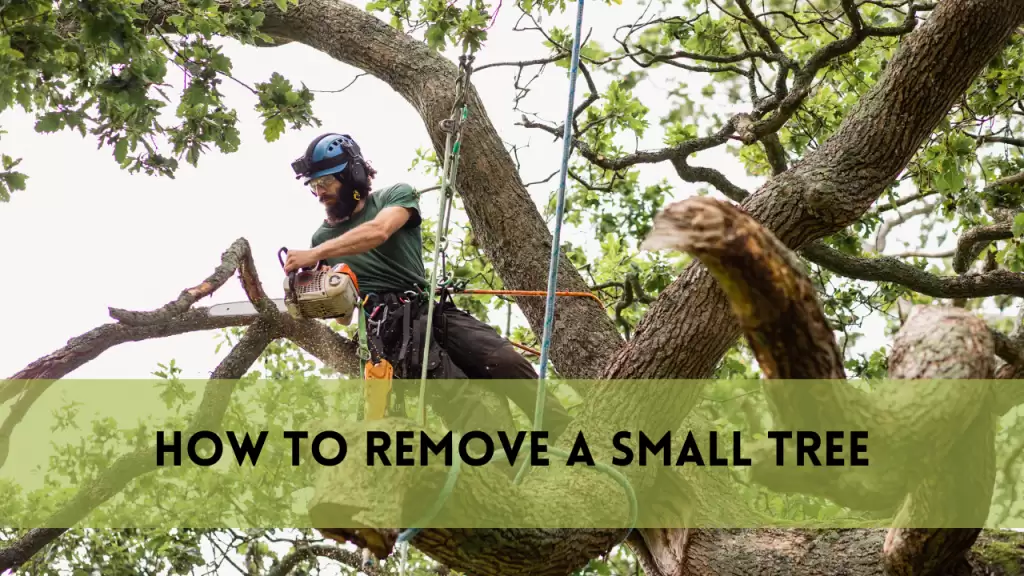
[335,135,370,195]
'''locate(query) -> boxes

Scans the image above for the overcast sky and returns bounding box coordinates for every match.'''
[0,0,946,381]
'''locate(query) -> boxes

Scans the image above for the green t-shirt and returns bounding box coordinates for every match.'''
[311,182,427,295]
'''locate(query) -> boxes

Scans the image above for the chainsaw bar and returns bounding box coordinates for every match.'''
[207,299,288,316]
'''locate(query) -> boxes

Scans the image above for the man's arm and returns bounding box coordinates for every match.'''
[285,183,421,273]
[312,206,411,261]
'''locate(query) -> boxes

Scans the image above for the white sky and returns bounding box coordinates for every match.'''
[0,0,973,381]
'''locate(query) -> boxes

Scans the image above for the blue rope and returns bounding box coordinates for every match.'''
[533,0,586,435]
[396,432,463,544]
[514,0,586,489]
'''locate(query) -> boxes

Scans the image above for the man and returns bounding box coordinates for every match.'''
[282,132,570,444]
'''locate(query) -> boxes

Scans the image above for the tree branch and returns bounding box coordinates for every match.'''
[803,241,1024,299]
[280,316,361,376]
[952,221,1013,274]
[108,238,257,325]
[267,543,381,576]
[874,204,934,253]
[0,529,67,573]
[5,307,256,383]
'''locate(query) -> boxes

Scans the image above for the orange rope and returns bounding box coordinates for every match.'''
[509,340,540,356]
[444,288,604,308]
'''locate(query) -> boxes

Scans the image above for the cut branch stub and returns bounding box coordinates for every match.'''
[641,196,844,379]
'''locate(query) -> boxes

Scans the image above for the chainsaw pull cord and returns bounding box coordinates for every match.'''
[417,49,474,427]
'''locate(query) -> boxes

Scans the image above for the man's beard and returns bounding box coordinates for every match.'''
[324,193,357,221]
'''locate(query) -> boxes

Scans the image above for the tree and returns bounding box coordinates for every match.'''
[4,0,1024,573]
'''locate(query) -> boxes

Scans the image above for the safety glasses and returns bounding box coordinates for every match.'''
[307,175,334,195]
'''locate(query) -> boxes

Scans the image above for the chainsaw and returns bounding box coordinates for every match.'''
[208,247,361,323]
[208,248,393,419]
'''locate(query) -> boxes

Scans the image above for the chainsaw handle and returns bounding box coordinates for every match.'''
[278,246,320,273]
[278,247,289,270]
[278,247,301,308]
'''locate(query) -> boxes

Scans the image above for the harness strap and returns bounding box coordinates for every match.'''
[357,305,371,362]
[397,300,413,371]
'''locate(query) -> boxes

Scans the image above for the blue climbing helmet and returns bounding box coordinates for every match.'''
[290,132,370,195]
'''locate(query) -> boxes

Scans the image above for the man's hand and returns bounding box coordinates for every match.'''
[283,248,321,273]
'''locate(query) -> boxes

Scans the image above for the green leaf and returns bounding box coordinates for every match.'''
[35,112,62,133]
[1012,213,1024,237]
[114,138,129,163]
[4,172,27,191]
[263,116,285,141]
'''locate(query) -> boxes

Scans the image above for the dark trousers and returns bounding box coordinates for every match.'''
[368,296,571,444]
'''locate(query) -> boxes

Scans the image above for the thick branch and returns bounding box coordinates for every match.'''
[108,238,257,325]
[267,544,380,576]
[644,198,1000,556]
[953,221,1013,274]
[0,237,297,475]
[881,307,997,575]
[280,316,360,376]
[0,529,67,573]
[669,156,751,202]
[109,237,277,323]
[0,307,259,476]
[637,529,1023,576]
[307,419,630,576]
[5,307,256,382]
